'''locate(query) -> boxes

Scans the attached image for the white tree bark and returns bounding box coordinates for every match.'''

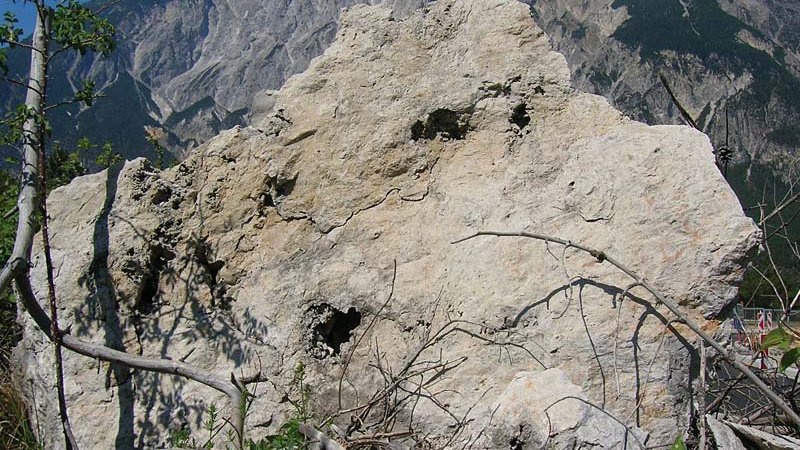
[2,5,249,448]
[0,3,48,295]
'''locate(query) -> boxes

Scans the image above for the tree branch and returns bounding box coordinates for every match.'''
[2,205,18,220]
[2,40,44,54]
[1,6,249,446]
[0,76,37,92]
[92,0,122,16]
[453,230,800,428]
[758,190,800,228]
[43,93,107,113]
[659,73,699,130]
[14,274,248,449]
[29,10,81,448]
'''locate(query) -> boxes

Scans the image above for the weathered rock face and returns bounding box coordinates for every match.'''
[0,0,426,162]
[4,0,798,181]
[17,0,758,449]
[529,0,800,177]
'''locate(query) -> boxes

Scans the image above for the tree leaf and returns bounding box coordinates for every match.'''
[780,348,800,372]
[670,435,687,450]
[761,327,793,351]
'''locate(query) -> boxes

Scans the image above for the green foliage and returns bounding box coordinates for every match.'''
[248,419,306,450]
[0,11,22,42]
[0,11,22,74]
[73,79,97,107]
[0,170,20,360]
[95,141,121,168]
[0,172,23,449]
[248,363,312,450]
[780,348,800,372]
[761,327,794,351]
[0,105,36,147]
[0,370,43,450]
[0,48,6,77]
[169,364,314,450]
[0,1,116,445]
[289,363,312,421]
[670,435,687,450]
[144,126,168,169]
[759,327,800,372]
[0,170,17,266]
[201,403,223,449]
[76,136,93,153]
[52,0,115,56]
[1,1,117,152]
[170,426,194,449]
[46,142,85,191]
[169,403,226,450]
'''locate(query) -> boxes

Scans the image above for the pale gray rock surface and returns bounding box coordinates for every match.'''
[725,421,800,449]
[17,0,758,448]
[491,369,649,449]
[528,0,800,174]
[706,415,748,450]
[5,0,799,182]
[0,0,427,160]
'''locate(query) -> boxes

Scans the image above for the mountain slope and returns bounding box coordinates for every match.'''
[2,0,799,179]
[530,0,800,178]
[0,0,425,163]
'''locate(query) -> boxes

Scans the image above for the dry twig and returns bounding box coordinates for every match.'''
[453,230,800,428]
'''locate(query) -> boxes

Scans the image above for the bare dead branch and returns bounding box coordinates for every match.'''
[298,423,346,450]
[453,230,800,428]
[759,191,800,228]
[339,260,397,410]
[658,73,699,130]
[32,14,79,446]
[2,205,18,220]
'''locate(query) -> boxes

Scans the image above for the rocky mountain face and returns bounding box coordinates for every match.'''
[530,0,800,181]
[1,0,426,163]
[17,0,758,448]
[4,0,798,180]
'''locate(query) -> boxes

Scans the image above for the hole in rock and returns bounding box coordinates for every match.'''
[510,103,531,129]
[262,192,275,208]
[310,304,362,359]
[136,272,160,316]
[411,108,471,141]
[261,176,297,212]
[509,424,526,450]
[135,244,175,315]
[194,240,227,299]
[275,177,296,198]
[150,184,172,205]
[207,260,225,286]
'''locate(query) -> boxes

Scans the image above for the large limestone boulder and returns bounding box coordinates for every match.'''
[17,0,758,448]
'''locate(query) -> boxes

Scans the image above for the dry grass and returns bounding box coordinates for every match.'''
[0,371,42,450]
[0,298,42,450]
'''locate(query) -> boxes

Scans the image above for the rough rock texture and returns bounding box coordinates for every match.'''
[4,0,799,182]
[492,369,649,448]
[17,0,758,449]
[705,416,747,450]
[529,0,800,178]
[725,421,800,449]
[0,0,425,162]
